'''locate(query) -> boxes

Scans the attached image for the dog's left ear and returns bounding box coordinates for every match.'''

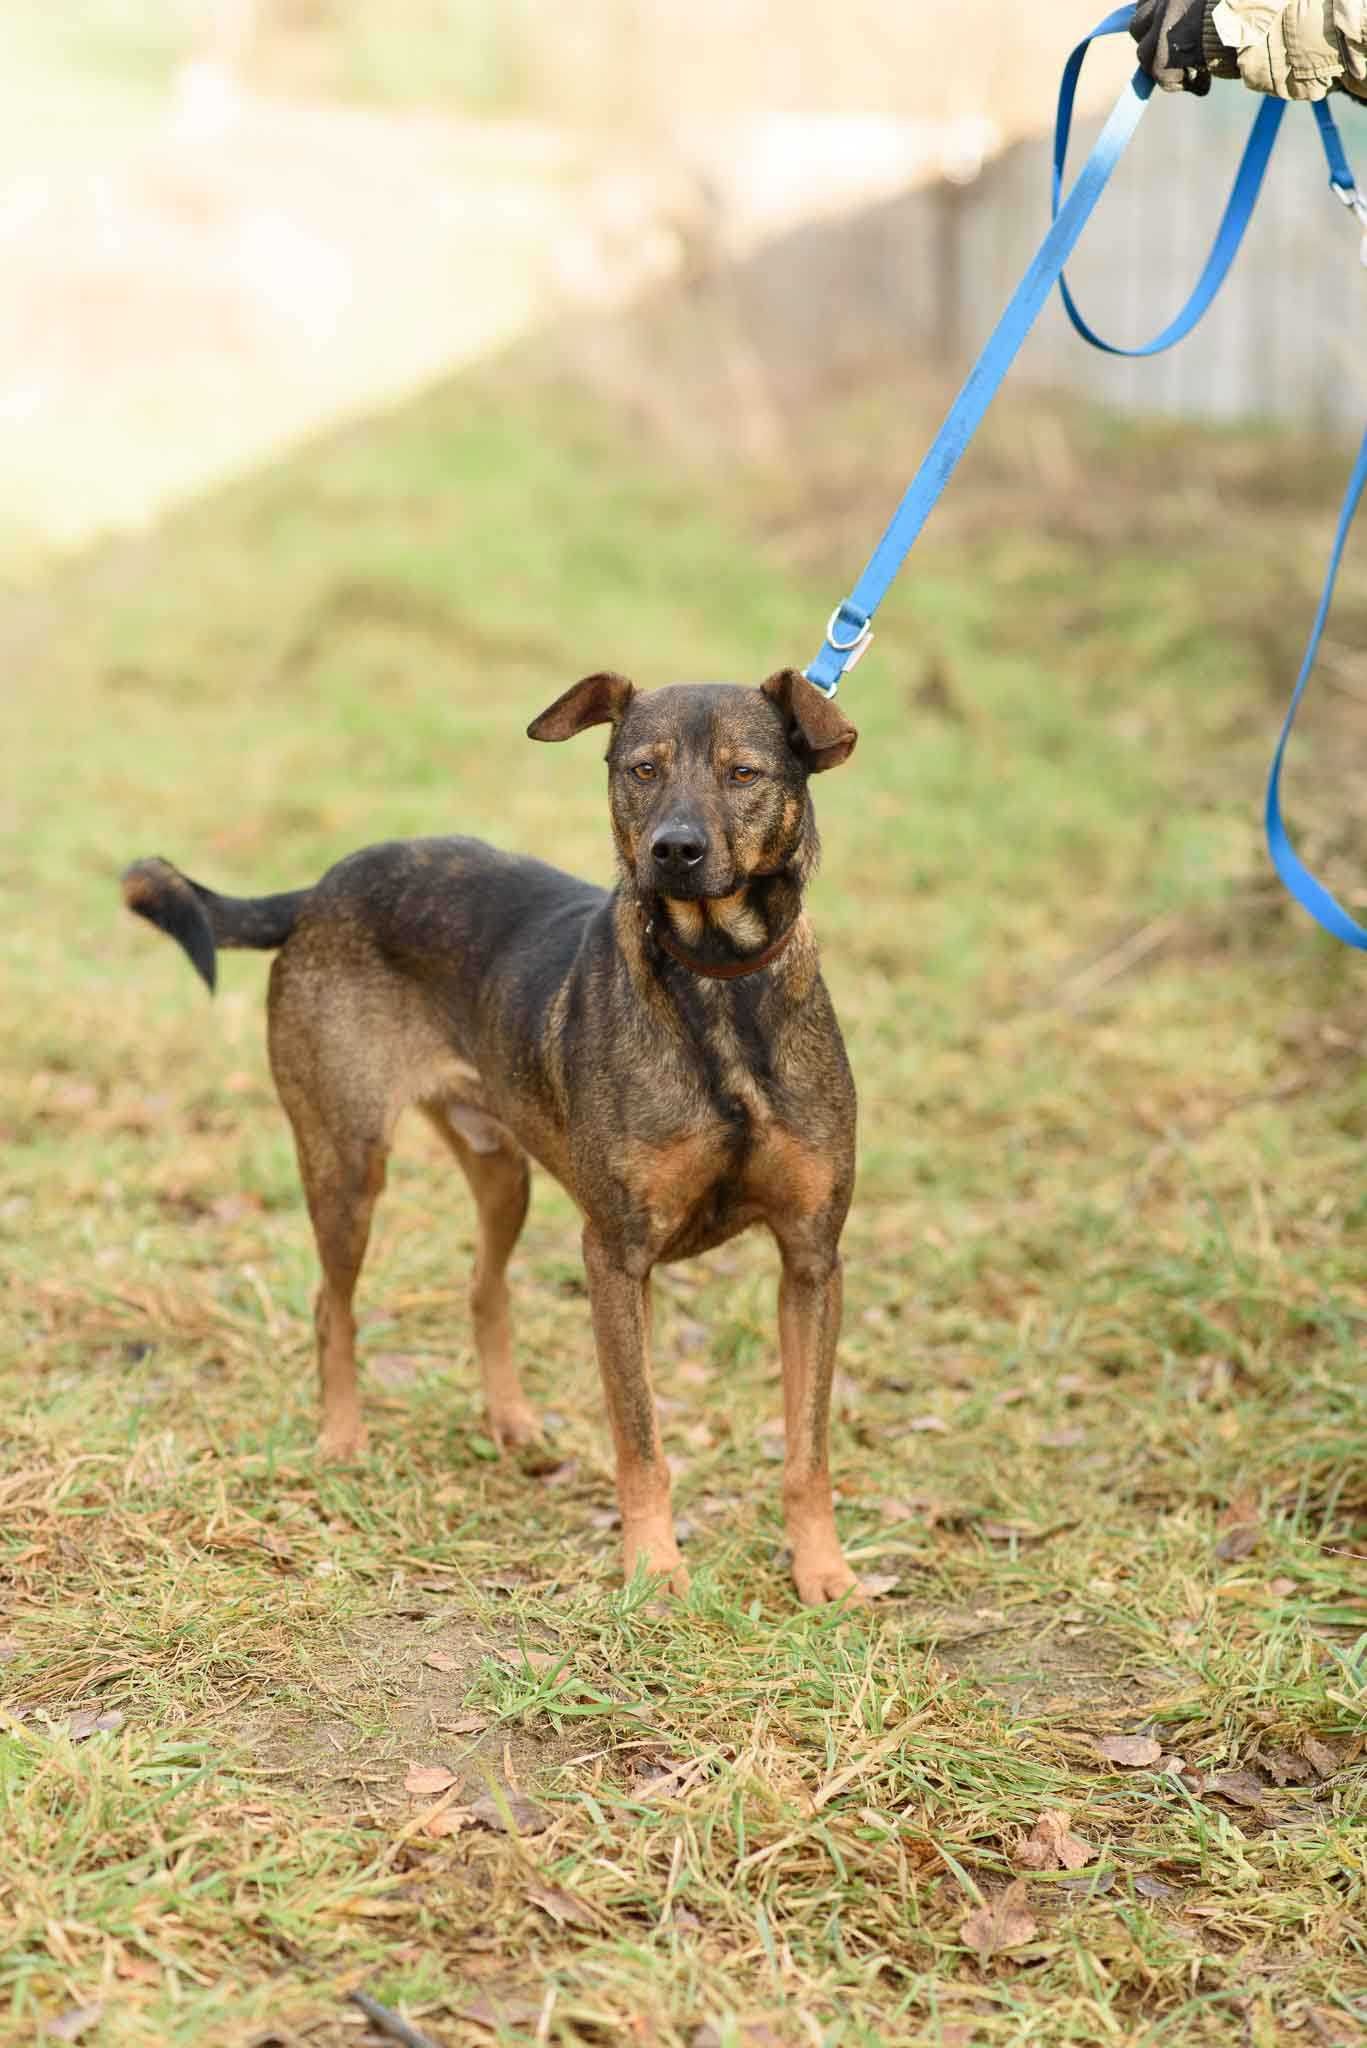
[527,671,636,742]
[761,668,858,773]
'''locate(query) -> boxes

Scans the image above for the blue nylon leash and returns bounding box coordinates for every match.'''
[1264,429,1367,949]
[803,8,1367,951]
[804,7,1148,697]
[806,16,1362,694]
[1054,94,1284,354]
[1059,79,1367,948]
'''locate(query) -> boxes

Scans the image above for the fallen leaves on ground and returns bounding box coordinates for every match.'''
[1094,1734,1162,1768]
[961,1880,1038,1960]
[66,1708,124,1742]
[526,1881,597,1928]
[496,1646,560,1674]
[1213,1493,1261,1561]
[404,1763,457,1798]
[1204,1769,1266,1809]
[1302,1736,1339,1779]
[423,1649,458,1672]
[1014,1809,1093,1871]
[460,1992,546,2033]
[41,2008,104,2043]
[469,1786,550,1835]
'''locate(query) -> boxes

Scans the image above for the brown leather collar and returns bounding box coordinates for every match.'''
[648,913,799,980]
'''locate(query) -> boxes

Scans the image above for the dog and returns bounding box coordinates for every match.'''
[122,667,860,1603]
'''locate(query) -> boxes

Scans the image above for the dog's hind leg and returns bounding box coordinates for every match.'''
[422,1104,539,1450]
[284,1100,388,1460]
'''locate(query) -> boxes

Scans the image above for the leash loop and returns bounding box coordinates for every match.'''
[1264,428,1367,949]
[1054,91,1284,356]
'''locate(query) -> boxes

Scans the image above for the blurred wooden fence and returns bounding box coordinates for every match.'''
[952,86,1367,427]
[643,86,1367,436]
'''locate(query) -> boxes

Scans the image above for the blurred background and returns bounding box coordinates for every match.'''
[6,0,1363,556]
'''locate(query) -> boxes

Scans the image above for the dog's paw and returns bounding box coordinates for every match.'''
[792,1554,863,1607]
[623,1531,690,1600]
[489,1402,543,1452]
[318,1421,370,1461]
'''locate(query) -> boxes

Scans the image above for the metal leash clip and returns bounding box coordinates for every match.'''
[1331,175,1367,266]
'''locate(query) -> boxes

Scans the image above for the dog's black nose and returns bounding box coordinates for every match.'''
[651,824,706,868]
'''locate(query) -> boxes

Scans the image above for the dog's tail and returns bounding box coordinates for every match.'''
[121,857,310,995]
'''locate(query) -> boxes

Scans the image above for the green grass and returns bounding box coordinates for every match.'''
[1,362,1365,2046]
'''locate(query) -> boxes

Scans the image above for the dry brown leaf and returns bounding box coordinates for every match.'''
[1302,1736,1339,1779]
[404,1764,457,1798]
[903,1414,950,1434]
[1268,1576,1297,1599]
[859,1573,902,1598]
[423,1650,458,1672]
[1133,1874,1180,1902]
[423,1807,473,1838]
[320,1896,410,1920]
[367,1351,428,1389]
[459,1992,546,2031]
[496,1646,559,1674]
[1014,1809,1093,1871]
[469,1787,550,1835]
[526,1881,596,1928]
[114,1955,160,1985]
[1205,1769,1266,1809]
[1214,1494,1261,1561]
[980,1521,1048,1544]
[440,1713,490,1736]
[960,1880,1037,1959]
[1263,1747,1314,1786]
[1094,1734,1162,1768]
[41,2008,104,2043]
[66,1708,124,1742]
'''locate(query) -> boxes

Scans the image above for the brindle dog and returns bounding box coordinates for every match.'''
[122,668,860,1603]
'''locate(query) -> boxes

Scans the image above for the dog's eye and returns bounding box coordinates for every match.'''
[729,765,762,785]
[630,761,658,783]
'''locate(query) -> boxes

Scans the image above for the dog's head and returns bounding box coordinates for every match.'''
[528,670,857,901]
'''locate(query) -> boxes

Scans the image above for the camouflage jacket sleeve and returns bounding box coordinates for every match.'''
[1205,1,1367,100]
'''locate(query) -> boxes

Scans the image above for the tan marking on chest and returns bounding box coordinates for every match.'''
[744,1124,838,1219]
[623,1128,732,1238]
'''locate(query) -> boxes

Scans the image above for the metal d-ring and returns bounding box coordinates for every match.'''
[825,604,872,654]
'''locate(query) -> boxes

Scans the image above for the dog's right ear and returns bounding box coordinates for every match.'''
[527,672,636,742]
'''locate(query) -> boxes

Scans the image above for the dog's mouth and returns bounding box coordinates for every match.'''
[653,875,727,904]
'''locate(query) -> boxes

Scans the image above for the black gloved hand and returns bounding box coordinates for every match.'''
[1130,0,1213,94]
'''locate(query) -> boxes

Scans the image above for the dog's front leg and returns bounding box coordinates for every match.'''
[582,1227,688,1595]
[777,1244,859,1605]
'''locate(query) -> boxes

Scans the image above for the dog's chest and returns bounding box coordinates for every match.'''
[627,1021,835,1259]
